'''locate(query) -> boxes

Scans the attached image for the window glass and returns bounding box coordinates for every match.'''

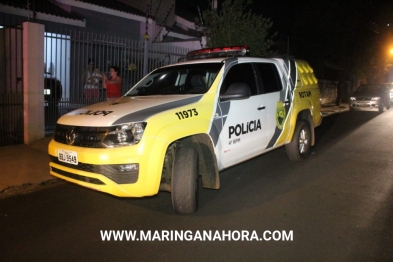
[255,63,282,94]
[125,63,222,96]
[221,63,257,95]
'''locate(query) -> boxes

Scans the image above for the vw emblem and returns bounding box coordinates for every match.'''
[65,128,76,145]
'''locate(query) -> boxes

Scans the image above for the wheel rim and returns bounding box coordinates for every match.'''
[299,128,309,154]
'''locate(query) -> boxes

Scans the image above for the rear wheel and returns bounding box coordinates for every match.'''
[171,146,198,214]
[286,121,311,161]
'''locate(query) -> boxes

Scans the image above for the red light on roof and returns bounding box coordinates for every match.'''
[186,45,250,60]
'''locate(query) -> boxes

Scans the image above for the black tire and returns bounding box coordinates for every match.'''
[171,146,198,214]
[285,121,311,161]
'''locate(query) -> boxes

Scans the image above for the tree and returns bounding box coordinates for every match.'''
[201,0,276,56]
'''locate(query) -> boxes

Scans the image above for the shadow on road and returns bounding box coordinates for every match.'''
[314,111,380,151]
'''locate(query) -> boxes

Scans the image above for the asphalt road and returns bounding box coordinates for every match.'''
[1,109,393,261]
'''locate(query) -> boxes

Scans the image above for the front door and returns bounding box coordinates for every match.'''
[216,63,268,169]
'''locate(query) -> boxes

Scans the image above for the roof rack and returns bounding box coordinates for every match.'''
[185,45,250,60]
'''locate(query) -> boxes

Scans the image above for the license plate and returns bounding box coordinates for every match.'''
[58,149,78,165]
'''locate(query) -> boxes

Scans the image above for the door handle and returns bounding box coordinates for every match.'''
[258,106,265,110]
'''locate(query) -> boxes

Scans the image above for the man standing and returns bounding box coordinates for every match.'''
[83,59,101,100]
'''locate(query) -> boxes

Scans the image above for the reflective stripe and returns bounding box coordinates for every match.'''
[113,96,203,124]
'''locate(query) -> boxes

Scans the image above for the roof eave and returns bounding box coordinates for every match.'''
[56,0,148,23]
[0,4,86,27]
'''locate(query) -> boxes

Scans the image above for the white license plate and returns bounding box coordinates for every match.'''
[58,149,78,165]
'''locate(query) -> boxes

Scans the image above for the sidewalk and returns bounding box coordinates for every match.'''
[321,102,349,116]
[0,103,349,197]
[0,136,56,197]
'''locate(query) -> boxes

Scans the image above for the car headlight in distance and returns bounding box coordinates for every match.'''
[102,122,147,147]
[371,97,380,101]
[350,97,356,101]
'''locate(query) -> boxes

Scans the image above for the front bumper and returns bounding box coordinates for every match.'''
[350,100,381,110]
[48,139,164,197]
[50,155,139,184]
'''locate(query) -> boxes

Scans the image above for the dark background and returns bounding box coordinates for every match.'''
[176,0,393,83]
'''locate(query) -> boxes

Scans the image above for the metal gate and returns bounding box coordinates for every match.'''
[44,28,192,134]
[0,26,24,146]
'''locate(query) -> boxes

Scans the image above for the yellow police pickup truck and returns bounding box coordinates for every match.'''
[48,46,322,214]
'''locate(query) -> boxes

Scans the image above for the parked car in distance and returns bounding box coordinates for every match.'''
[381,82,393,102]
[349,84,391,112]
[44,73,62,104]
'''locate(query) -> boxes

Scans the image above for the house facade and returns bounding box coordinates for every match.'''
[0,0,205,146]
[0,0,204,47]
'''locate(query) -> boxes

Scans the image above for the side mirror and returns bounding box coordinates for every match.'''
[220,83,251,101]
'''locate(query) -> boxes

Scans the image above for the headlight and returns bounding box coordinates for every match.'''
[350,97,356,101]
[371,97,380,101]
[102,122,147,147]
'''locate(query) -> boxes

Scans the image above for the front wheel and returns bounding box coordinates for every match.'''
[285,121,311,161]
[171,146,199,214]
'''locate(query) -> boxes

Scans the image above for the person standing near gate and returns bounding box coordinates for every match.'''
[102,65,122,100]
[83,59,101,100]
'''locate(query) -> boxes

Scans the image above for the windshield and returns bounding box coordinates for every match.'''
[355,85,383,94]
[125,63,223,96]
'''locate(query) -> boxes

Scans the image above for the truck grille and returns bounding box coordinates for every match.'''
[54,124,109,148]
[357,98,370,101]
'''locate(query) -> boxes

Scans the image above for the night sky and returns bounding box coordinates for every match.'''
[176,0,393,81]
[177,0,393,37]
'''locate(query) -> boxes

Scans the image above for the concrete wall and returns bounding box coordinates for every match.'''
[319,80,337,104]
[319,80,351,104]
[23,22,45,144]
